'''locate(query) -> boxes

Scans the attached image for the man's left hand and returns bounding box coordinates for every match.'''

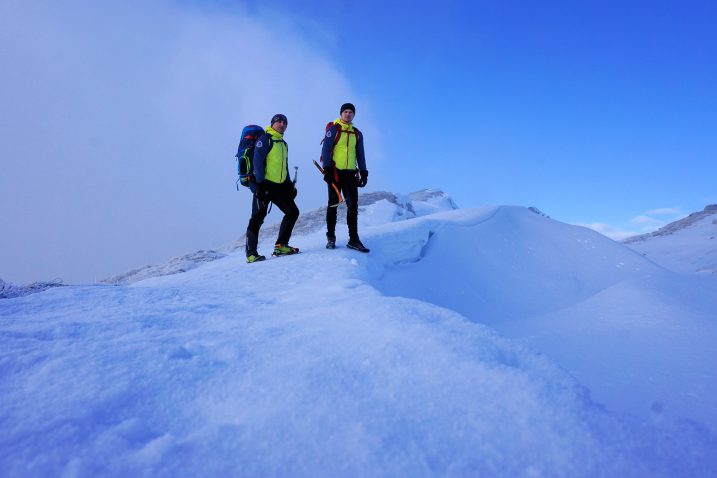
[358,170,368,188]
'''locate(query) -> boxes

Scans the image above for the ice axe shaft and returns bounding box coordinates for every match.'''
[312,160,343,206]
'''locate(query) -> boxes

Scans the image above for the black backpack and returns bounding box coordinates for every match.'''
[235,125,265,189]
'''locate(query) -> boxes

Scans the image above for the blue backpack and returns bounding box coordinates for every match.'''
[235,125,265,189]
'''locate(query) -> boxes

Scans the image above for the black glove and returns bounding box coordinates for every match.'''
[358,170,368,188]
[291,186,298,199]
[323,164,336,184]
[256,182,270,203]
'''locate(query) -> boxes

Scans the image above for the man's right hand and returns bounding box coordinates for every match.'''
[323,164,336,184]
[256,182,270,203]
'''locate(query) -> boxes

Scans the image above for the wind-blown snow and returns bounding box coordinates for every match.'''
[2,200,717,476]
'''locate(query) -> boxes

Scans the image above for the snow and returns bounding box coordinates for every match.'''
[2,199,717,476]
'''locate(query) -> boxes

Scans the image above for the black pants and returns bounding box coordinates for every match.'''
[246,181,299,255]
[326,169,359,241]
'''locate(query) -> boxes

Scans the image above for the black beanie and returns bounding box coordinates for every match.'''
[270,113,288,125]
[340,103,355,114]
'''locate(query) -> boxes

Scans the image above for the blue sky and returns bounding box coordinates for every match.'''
[1,0,715,283]
[267,0,717,232]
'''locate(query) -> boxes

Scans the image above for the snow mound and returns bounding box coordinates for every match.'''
[375,205,659,321]
[373,206,717,432]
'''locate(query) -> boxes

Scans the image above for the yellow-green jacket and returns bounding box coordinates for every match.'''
[321,119,366,171]
[253,126,289,184]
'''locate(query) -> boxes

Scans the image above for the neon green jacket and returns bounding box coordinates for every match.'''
[253,126,289,184]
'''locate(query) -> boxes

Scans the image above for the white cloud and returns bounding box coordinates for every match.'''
[645,207,682,216]
[630,215,663,226]
[577,223,641,242]
[578,205,688,242]
[627,207,688,234]
[0,0,370,283]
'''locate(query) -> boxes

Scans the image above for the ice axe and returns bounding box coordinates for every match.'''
[312,160,343,207]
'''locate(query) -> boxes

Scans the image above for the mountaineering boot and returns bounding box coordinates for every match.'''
[246,253,266,263]
[273,243,300,256]
[347,238,370,253]
[326,233,336,249]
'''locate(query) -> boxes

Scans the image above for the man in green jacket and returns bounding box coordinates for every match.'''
[245,114,300,263]
[321,103,369,253]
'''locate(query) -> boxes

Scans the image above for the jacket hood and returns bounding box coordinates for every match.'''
[334,118,354,129]
[266,126,284,139]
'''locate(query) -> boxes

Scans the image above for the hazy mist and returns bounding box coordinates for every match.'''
[1,0,378,283]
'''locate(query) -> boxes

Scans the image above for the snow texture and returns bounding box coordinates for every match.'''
[2,197,717,477]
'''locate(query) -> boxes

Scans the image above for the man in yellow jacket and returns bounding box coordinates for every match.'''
[321,103,369,253]
[245,114,300,263]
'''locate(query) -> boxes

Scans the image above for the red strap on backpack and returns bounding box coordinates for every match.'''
[319,122,341,170]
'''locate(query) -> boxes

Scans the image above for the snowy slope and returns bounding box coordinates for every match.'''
[375,206,717,431]
[624,205,717,275]
[2,205,717,476]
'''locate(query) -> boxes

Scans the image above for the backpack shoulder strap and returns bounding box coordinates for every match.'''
[332,124,342,145]
[320,122,341,146]
[259,133,275,149]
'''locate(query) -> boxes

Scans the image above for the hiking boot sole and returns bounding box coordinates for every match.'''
[347,244,370,253]
[272,251,300,257]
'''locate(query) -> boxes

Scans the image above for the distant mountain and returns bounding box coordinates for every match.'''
[98,250,228,286]
[102,189,458,285]
[624,205,717,243]
[623,204,717,275]
[220,188,459,253]
[0,278,64,299]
